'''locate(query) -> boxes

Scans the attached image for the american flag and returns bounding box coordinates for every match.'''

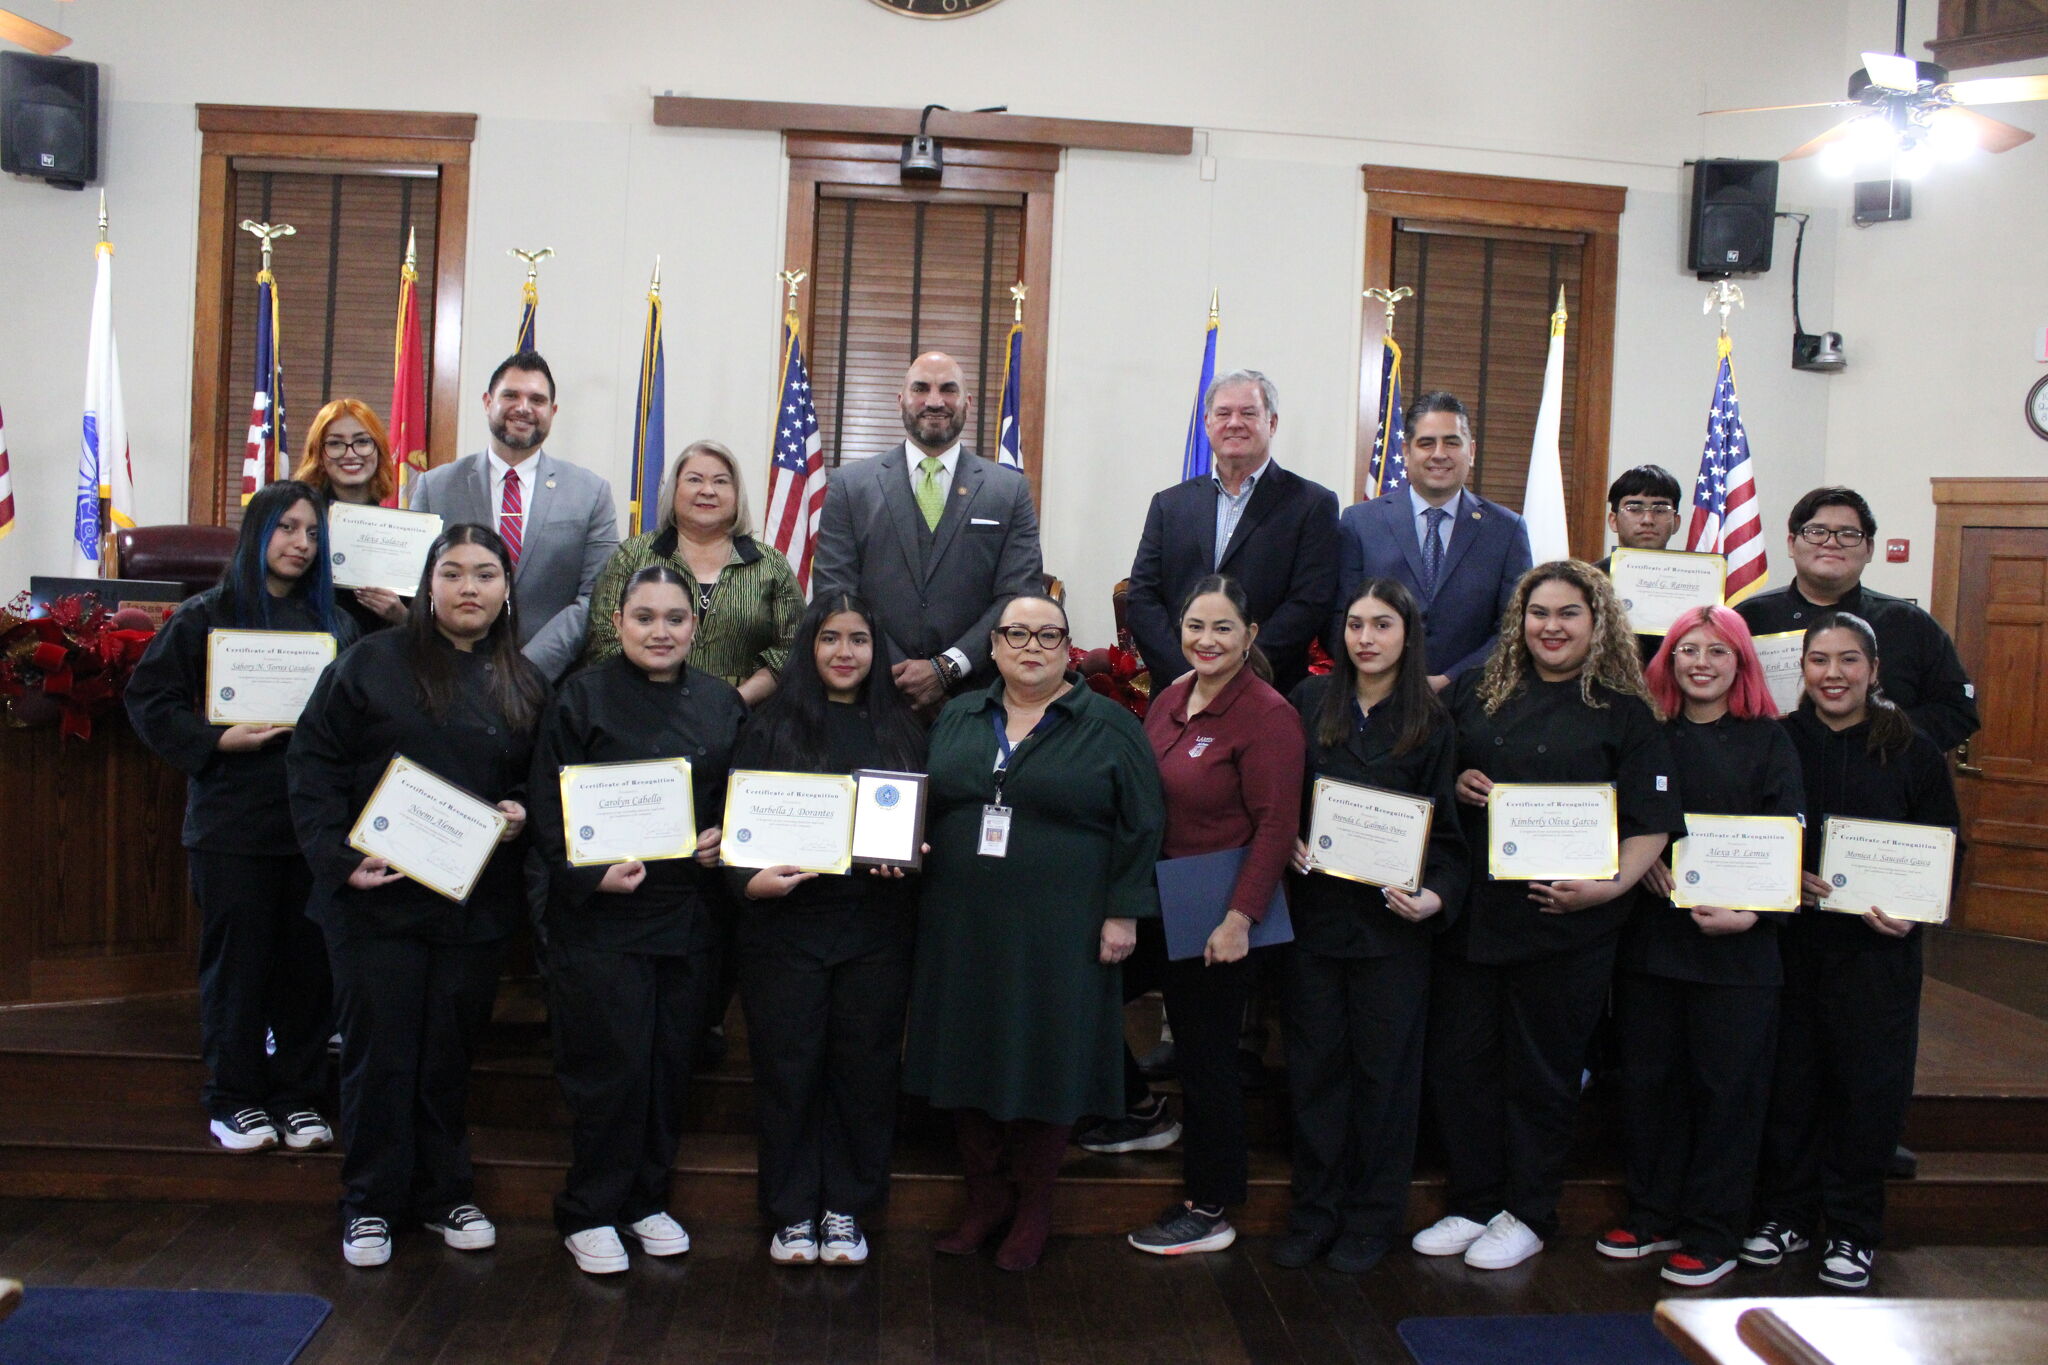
[1685,335,1767,602]
[1366,333,1406,498]
[239,269,287,505]
[0,404,14,543]
[764,310,824,593]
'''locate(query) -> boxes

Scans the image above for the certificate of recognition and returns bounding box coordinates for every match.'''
[205,629,336,726]
[328,502,443,594]
[559,758,697,867]
[851,769,928,869]
[1609,549,1727,636]
[1671,813,1804,912]
[1818,816,1957,924]
[1487,783,1619,881]
[347,754,508,903]
[1305,777,1433,893]
[1753,630,1806,717]
[721,770,857,875]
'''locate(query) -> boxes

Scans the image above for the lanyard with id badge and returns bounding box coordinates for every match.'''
[983,706,1062,857]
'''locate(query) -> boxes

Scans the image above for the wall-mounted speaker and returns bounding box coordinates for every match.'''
[1,51,100,190]
[1685,158,1777,277]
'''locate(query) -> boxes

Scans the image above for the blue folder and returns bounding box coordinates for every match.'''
[1157,845,1294,961]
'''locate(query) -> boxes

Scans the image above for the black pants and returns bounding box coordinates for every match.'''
[1757,932,1922,1247]
[188,851,330,1121]
[1281,944,1430,1244]
[1616,970,1778,1258]
[737,907,912,1225]
[1128,918,1254,1208]
[1425,940,1616,1242]
[547,937,712,1237]
[326,933,501,1225]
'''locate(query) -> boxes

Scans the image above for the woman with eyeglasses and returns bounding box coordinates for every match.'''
[1595,606,1804,1288]
[1744,612,1960,1294]
[293,399,410,633]
[903,594,1164,1272]
[126,479,355,1158]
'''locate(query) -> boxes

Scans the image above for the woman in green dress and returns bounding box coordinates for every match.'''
[581,439,803,705]
[902,593,1165,1272]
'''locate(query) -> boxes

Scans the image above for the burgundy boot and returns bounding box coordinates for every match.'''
[935,1108,1015,1255]
[995,1119,1071,1271]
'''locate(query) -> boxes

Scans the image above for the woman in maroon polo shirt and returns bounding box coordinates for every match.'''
[1125,574,1305,1256]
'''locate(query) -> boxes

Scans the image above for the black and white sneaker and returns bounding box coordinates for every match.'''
[343,1216,391,1267]
[1738,1220,1811,1267]
[1076,1094,1182,1154]
[278,1110,333,1151]
[422,1204,496,1250]
[819,1211,868,1265]
[1818,1238,1874,1291]
[1127,1202,1235,1256]
[209,1108,279,1152]
[770,1219,819,1265]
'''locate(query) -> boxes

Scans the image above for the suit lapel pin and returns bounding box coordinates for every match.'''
[956,486,967,496]
[546,479,557,489]
[1470,510,1481,519]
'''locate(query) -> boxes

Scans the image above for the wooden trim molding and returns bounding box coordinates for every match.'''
[655,95,1190,156]
[186,107,475,524]
[1929,477,2048,633]
[1928,0,2048,70]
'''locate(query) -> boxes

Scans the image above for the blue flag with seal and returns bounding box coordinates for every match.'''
[996,315,1024,470]
[1181,291,1220,481]
[628,262,665,536]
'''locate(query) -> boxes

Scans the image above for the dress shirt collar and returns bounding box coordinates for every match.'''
[1167,660,1259,724]
[1212,456,1272,499]
[486,447,541,489]
[1407,484,1466,521]
[907,442,961,484]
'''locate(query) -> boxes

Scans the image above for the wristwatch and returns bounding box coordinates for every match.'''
[929,655,961,690]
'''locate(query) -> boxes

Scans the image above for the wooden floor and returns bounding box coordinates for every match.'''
[4,1197,2048,1365]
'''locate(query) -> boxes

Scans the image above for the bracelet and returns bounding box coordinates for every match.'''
[929,655,959,689]
[1226,908,1255,927]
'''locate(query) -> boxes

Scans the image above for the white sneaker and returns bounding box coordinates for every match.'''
[626,1212,690,1257]
[1411,1213,1491,1257]
[278,1110,333,1151]
[819,1211,868,1265]
[422,1204,496,1250]
[342,1216,391,1267]
[565,1226,629,1275]
[1463,1211,1544,1270]
[771,1219,819,1264]
[209,1108,279,1152]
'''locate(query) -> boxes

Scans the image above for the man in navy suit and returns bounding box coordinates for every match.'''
[1125,370,1340,695]
[1334,391,1531,690]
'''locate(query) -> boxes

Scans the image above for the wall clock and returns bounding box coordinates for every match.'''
[868,0,1008,17]
[2030,374,2048,442]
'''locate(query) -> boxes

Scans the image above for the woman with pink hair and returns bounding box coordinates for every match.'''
[1595,604,1805,1287]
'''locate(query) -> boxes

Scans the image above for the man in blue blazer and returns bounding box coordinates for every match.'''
[1335,391,1531,689]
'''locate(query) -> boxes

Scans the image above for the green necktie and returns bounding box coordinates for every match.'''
[916,456,946,531]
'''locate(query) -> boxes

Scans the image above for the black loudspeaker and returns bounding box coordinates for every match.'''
[1685,158,1777,277]
[1,51,100,189]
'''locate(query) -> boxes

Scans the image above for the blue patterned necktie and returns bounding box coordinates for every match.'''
[1422,506,1448,597]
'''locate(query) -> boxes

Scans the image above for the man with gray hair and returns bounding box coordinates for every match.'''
[1125,368,1340,694]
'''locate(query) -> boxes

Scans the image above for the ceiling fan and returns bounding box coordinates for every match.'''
[1702,0,2048,174]
[0,1,71,57]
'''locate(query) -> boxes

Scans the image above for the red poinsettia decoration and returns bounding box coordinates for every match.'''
[1068,642,1150,720]
[1306,635,1336,676]
[0,592,157,740]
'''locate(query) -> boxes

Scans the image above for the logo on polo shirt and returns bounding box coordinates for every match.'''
[1189,737,1214,758]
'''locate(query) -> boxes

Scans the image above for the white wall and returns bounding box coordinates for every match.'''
[0,0,1920,646]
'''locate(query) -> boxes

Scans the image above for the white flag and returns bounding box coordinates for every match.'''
[73,241,134,574]
[1522,293,1571,564]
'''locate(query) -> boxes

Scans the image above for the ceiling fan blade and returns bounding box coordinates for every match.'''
[1942,73,2048,106]
[1701,100,1852,116]
[0,8,71,53]
[1862,51,1922,91]
[1928,106,2038,153]
[1781,120,1861,160]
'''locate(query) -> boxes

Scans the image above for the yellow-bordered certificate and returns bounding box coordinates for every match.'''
[346,754,508,904]
[1818,815,1956,924]
[1671,813,1804,912]
[1305,777,1433,893]
[1486,783,1619,881]
[559,757,696,867]
[1609,548,1727,636]
[721,770,858,875]
[1752,629,1806,717]
[204,628,336,726]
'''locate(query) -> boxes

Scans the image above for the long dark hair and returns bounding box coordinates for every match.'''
[404,522,547,731]
[217,479,337,633]
[748,593,926,773]
[1175,573,1273,684]
[1797,610,1914,761]
[1319,577,1445,756]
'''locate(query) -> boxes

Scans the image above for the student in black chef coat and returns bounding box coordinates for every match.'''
[289,523,548,1270]
[1598,605,1804,1288]
[127,479,354,1155]
[728,592,928,1268]
[1743,611,1961,1294]
[1276,577,1467,1275]
[1411,559,1683,1272]
[526,564,741,1275]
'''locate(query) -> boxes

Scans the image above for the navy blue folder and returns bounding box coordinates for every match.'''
[1157,845,1294,961]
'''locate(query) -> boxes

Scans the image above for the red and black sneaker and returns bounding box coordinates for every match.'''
[1661,1248,1737,1287]
[1595,1226,1682,1260]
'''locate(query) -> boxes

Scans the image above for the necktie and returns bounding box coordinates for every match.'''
[916,457,946,531]
[1421,506,1447,597]
[500,467,524,572]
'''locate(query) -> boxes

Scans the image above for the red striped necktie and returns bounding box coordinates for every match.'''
[500,466,524,571]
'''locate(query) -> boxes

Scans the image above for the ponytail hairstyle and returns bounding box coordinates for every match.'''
[1318,576,1446,755]
[617,562,696,628]
[1645,604,1776,721]
[749,593,927,774]
[1477,559,1649,714]
[217,479,336,634]
[404,522,548,731]
[1797,610,1915,761]
[1176,573,1272,685]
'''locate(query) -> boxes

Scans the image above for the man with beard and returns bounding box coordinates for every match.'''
[406,351,619,682]
[813,350,1043,706]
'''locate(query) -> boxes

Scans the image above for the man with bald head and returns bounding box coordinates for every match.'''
[813,351,1044,708]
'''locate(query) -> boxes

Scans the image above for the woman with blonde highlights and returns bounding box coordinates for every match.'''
[294,398,408,630]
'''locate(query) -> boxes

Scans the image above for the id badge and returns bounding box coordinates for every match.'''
[979,803,1013,858]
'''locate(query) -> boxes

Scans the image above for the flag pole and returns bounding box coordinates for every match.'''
[95,191,111,574]
[1362,286,1413,500]
[238,218,296,504]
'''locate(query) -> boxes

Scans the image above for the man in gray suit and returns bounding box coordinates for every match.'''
[406,351,619,682]
[813,351,1043,708]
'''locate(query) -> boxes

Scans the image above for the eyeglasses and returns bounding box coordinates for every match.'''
[1618,500,1677,518]
[1672,644,1735,663]
[322,435,381,457]
[994,625,1069,651]
[1797,524,1869,548]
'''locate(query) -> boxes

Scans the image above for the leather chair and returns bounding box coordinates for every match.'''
[1039,572,1065,605]
[115,525,238,599]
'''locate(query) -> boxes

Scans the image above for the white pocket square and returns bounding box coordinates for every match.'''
[970,517,1002,526]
